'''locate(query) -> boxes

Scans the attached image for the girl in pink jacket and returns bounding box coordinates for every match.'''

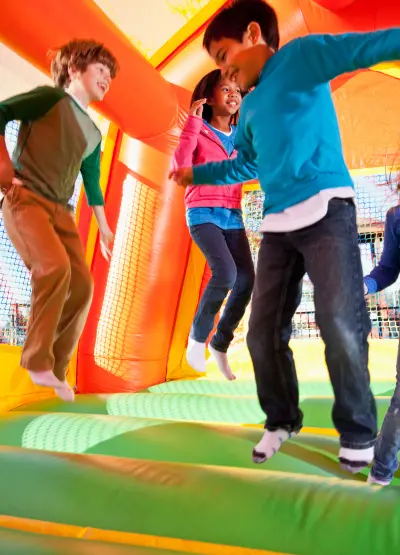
[173,70,255,380]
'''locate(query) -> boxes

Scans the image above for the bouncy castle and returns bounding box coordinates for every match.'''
[0,0,400,553]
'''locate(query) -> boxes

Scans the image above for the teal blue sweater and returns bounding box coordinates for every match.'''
[193,31,400,216]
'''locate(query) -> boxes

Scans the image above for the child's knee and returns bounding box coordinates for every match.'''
[41,256,71,285]
[81,271,94,303]
[72,269,94,305]
[216,264,237,290]
[318,313,360,348]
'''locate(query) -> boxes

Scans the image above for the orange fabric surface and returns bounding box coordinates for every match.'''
[0,0,178,140]
[2,0,400,394]
[334,71,400,170]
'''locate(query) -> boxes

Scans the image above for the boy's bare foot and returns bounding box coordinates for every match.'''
[28,370,75,402]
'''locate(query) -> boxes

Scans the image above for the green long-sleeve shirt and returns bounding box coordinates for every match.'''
[0,86,104,206]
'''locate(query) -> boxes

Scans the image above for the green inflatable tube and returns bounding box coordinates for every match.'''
[0,447,399,555]
[16,393,392,428]
[0,412,371,479]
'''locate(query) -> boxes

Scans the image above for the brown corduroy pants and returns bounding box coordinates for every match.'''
[2,185,93,380]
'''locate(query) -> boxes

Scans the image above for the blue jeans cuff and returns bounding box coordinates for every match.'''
[340,438,376,449]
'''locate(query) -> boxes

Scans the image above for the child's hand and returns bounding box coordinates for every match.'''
[189,98,207,118]
[0,159,22,194]
[0,135,23,194]
[168,167,194,187]
[99,225,114,261]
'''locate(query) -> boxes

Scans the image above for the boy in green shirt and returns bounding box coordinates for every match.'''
[0,40,119,401]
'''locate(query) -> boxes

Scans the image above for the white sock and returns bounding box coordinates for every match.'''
[208,345,236,381]
[186,338,206,373]
[252,429,295,463]
[339,446,374,473]
[367,472,391,486]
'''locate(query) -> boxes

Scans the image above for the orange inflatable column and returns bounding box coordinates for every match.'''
[78,88,193,393]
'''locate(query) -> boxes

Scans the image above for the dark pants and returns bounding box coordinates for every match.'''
[247,198,377,449]
[371,345,400,481]
[189,224,255,352]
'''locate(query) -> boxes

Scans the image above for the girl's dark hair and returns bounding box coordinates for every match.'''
[191,69,241,125]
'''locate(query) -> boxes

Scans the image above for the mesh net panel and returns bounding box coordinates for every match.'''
[1,121,83,346]
[242,173,400,339]
[94,176,160,378]
[21,413,164,453]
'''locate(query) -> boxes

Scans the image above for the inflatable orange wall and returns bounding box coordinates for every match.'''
[1,0,400,394]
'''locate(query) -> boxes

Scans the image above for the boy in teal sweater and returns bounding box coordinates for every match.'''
[0,40,119,401]
[170,0,400,471]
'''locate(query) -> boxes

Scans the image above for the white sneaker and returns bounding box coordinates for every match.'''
[367,472,390,486]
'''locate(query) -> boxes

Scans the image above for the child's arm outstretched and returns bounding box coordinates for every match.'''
[299,28,400,84]
[364,207,400,294]
[193,144,258,185]
[80,144,114,261]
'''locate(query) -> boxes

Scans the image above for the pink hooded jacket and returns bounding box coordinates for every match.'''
[173,115,243,209]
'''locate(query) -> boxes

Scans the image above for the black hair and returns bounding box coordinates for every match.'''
[191,69,241,125]
[203,0,279,52]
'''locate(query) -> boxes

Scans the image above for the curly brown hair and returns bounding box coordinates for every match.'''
[49,39,119,88]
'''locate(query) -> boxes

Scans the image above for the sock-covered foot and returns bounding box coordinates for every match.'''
[252,429,296,464]
[28,370,75,402]
[186,338,206,373]
[367,472,391,486]
[339,446,374,474]
[208,345,236,381]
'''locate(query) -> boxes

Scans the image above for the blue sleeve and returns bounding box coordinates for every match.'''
[192,99,258,185]
[298,29,400,84]
[193,149,258,185]
[364,208,400,293]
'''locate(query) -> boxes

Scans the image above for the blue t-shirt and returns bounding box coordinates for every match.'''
[193,30,400,217]
[187,122,244,230]
[204,122,236,156]
[364,205,400,294]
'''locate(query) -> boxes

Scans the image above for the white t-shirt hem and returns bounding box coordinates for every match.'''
[259,187,355,233]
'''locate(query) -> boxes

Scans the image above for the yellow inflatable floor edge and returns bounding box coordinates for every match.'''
[0,515,291,555]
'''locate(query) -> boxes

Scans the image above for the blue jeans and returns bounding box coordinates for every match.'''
[371,347,400,482]
[189,224,255,352]
[247,198,377,449]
